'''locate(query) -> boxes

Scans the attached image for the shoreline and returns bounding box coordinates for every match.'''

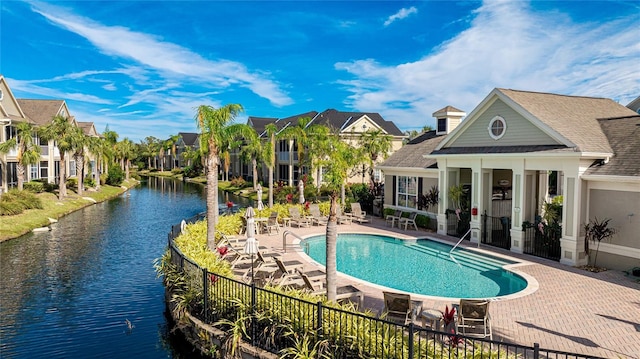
[0,178,140,243]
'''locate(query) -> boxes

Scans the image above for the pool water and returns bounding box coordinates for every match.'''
[301,234,527,299]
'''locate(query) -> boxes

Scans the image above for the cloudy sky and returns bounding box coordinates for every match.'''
[2,0,639,141]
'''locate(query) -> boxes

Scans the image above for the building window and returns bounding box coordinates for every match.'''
[397,176,418,209]
[5,125,17,140]
[69,160,76,176]
[31,163,39,180]
[437,118,447,133]
[488,116,506,140]
[373,169,382,183]
[40,161,48,179]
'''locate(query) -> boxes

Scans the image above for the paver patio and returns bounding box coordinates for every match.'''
[249,216,640,358]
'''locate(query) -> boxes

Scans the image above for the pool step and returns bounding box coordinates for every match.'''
[404,242,507,272]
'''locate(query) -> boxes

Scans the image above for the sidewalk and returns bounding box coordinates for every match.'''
[251,216,640,358]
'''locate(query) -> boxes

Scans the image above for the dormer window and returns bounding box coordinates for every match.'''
[488,116,506,140]
[437,118,447,133]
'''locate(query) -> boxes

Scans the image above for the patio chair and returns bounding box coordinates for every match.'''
[263,211,280,235]
[272,257,307,286]
[382,291,423,325]
[308,204,328,226]
[399,212,418,231]
[458,299,492,340]
[336,205,352,225]
[350,202,369,223]
[385,210,403,228]
[300,273,364,308]
[288,207,311,227]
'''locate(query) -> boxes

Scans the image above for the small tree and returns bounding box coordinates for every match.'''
[584,217,617,268]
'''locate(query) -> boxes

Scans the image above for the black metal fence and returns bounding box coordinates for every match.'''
[481,212,511,250]
[165,213,598,359]
[522,221,562,261]
[445,209,470,238]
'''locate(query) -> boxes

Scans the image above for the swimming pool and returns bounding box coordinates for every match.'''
[300,233,528,299]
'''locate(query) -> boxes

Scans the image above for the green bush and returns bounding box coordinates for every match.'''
[0,189,43,215]
[84,176,96,188]
[183,164,202,178]
[230,176,246,188]
[171,168,183,175]
[106,166,125,186]
[66,178,77,190]
[24,181,45,193]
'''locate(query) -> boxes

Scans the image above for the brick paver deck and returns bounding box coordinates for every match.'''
[250,216,640,358]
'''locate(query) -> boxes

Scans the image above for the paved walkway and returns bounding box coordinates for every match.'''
[249,216,640,358]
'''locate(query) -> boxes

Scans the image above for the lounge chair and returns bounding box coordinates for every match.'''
[458,299,492,340]
[399,212,418,231]
[300,273,364,308]
[289,206,312,227]
[336,205,352,225]
[385,210,403,228]
[272,257,308,286]
[308,204,328,226]
[382,291,423,325]
[350,202,369,223]
[263,211,280,235]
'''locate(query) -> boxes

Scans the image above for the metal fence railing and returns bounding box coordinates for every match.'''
[522,221,561,261]
[165,213,599,359]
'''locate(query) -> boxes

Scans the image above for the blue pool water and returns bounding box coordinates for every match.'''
[301,234,528,298]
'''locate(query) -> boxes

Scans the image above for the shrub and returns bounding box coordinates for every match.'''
[0,201,24,215]
[84,176,96,188]
[24,181,45,193]
[0,189,43,215]
[230,176,246,188]
[106,166,125,186]
[171,168,183,175]
[66,178,77,190]
[183,165,202,178]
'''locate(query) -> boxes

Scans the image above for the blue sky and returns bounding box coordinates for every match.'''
[2,0,639,142]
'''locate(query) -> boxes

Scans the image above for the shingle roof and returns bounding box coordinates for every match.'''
[433,105,465,116]
[77,121,97,136]
[312,109,404,136]
[16,99,65,126]
[498,89,637,153]
[380,131,445,169]
[178,132,199,146]
[275,111,319,132]
[247,116,278,136]
[584,115,640,177]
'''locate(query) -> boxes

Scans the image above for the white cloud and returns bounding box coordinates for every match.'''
[384,6,418,27]
[8,78,113,105]
[29,1,293,107]
[337,0,640,131]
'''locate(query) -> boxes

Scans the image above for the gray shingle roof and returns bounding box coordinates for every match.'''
[498,89,637,153]
[247,116,278,137]
[16,99,65,126]
[312,109,404,136]
[584,115,640,177]
[178,132,199,146]
[380,131,445,169]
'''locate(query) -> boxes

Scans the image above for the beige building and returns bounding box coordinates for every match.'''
[380,88,639,271]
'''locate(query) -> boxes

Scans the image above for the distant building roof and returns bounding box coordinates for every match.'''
[16,99,66,126]
[312,109,404,136]
[380,131,445,169]
[178,132,199,146]
[584,115,640,177]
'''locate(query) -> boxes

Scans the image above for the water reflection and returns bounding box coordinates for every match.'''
[0,177,244,358]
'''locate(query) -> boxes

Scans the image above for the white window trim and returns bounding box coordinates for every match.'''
[397,175,418,209]
[488,115,506,140]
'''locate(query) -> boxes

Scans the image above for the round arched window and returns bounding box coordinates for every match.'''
[488,116,506,140]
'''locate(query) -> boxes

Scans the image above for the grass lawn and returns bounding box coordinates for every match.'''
[0,179,138,242]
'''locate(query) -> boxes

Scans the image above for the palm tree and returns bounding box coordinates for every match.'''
[195,104,255,251]
[359,129,392,185]
[115,138,136,180]
[69,126,88,195]
[86,135,105,190]
[0,122,41,191]
[240,134,263,190]
[264,123,277,208]
[277,116,312,178]
[40,115,75,200]
[315,134,354,301]
[165,134,180,170]
[102,126,119,177]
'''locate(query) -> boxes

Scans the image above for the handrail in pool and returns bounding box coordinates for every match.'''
[449,227,480,266]
[282,230,305,253]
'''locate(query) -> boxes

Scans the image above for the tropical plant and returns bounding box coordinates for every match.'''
[240,132,263,190]
[584,217,617,268]
[195,104,256,251]
[418,185,439,212]
[0,122,41,191]
[358,128,392,185]
[40,115,77,199]
[68,125,89,195]
[0,188,43,215]
[280,332,330,359]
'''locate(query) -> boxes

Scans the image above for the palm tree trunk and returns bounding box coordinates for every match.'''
[268,166,274,208]
[252,158,258,190]
[125,159,130,180]
[17,163,25,191]
[325,194,339,301]
[59,153,67,199]
[76,155,84,196]
[206,152,219,251]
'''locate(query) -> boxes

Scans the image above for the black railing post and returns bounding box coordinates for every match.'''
[407,322,414,359]
[202,267,208,322]
[316,301,323,339]
[251,282,256,346]
[533,342,540,359]
[482,210,487,244]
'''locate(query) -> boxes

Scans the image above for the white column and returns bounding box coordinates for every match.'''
[510,164,525,254]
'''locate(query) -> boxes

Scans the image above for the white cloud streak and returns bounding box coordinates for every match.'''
[29,1,293,107]
[384,7,418,27]
[338,0,640,131]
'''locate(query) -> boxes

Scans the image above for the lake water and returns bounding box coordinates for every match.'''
[0,177,250,359]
